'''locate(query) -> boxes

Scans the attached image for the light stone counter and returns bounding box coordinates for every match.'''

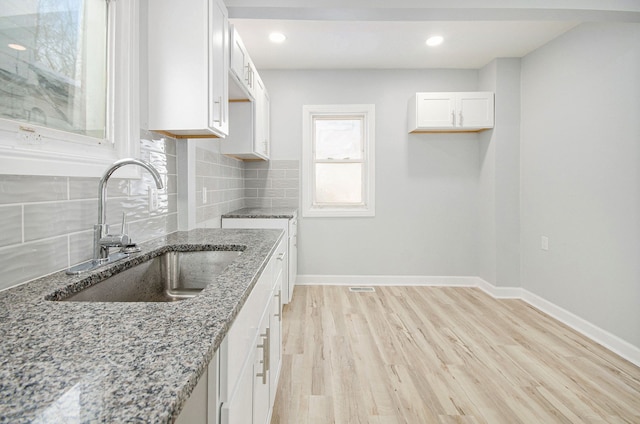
[222,207,297,220]
[0,228,283,423]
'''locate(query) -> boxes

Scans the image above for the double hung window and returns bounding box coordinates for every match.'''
[302,104,375,217]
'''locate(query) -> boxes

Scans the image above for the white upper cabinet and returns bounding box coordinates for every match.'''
[148,0,229,138]
[408,92,494,133]
[254,75,270,159]
[229,27,256,100]
[223,29,270,161]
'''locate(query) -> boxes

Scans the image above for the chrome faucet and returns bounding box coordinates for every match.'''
[67,158,164,275]
[94,158,164,261]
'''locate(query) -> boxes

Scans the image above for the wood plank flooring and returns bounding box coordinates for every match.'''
[270,286,640,424]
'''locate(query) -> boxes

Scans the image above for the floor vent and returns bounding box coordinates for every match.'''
[349,287,375,293]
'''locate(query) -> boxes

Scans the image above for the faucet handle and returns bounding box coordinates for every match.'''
[99,213,130,248]
[99,233,129,248]
[120,212,127,236]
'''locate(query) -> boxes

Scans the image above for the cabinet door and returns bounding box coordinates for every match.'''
[416,93,456,129]
[264,90,270,158]
[221,351,254,424]
[148,0,228,137]
[209,0,229,136]
[269,271,283,407]
[247,60,257,98]
[230,28,248,85]
[230,27,256,99]
[253,313,270,424]
[176,347,221,424]
[175,367,208,424]
[456,92,494,129]
[254,76,268,158]
[287,217,297,303]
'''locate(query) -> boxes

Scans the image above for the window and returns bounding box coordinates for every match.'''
[0,0,140,177]
[302,104,375,217]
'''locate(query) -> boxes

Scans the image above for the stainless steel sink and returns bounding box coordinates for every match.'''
[57,250,243,302]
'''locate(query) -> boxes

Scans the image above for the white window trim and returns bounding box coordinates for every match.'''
[302,104,375,218]
[0,0,141,178]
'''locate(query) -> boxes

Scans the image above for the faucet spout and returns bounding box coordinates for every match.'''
[94,158,164,261]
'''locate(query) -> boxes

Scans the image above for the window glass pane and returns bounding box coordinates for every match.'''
[315,163,362,204]
[0,0,107,138]
[314,118,362,160]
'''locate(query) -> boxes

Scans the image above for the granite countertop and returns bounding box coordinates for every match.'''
[221,207,298,220]
[0,228,283,423]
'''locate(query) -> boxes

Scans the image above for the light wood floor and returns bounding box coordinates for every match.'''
[270,286,640,424]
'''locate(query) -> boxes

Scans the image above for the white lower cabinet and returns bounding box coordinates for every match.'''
[252,308,271,424]
[175,352,219,424]
[269,253,284,408]
[222,215,297,304]
[175,238,284,424]
[219,238,285,424]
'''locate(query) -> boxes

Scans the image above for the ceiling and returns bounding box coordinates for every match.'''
[226,0,640,70]
[229,20,578,69]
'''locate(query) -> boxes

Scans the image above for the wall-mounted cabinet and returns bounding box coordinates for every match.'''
[408,92,494,133]
[229,27,255,101]
[223,37,270,161]
[148,0,229,138]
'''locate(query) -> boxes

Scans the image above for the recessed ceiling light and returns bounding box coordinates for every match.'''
[425,36,444,47]
[269,32,286,43]
[8,43,27,51]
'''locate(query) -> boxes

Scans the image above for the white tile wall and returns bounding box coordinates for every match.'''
[0,143,294,290]
[0,130,178,290]
[0,205,22,247]
[244,160,300,208]
[195,146,245,225]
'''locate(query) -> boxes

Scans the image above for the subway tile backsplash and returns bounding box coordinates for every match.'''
[0,135,297,290]
[0,175,67,204]
[195,145,245,225]
[0,237,69,291]
[244,160,300,208]
[0,130,178,291]
[0,205,21,248]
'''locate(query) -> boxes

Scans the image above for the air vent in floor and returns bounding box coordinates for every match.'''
[348,287,375,293]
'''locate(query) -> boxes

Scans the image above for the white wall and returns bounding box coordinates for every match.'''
[259,21,640,351]
[477,61,498,284]
[261,69,482,276]
[520,22,640,347]
[478,58,522,287]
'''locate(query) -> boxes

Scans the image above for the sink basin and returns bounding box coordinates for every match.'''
[55,250,243,302]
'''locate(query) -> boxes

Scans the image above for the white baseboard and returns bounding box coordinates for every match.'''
[296,274,478,287]
[519,288,640,368]
[474,277,524,299]
[295,274,640,367]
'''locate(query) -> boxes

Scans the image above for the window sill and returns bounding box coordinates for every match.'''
[303,207,375,218]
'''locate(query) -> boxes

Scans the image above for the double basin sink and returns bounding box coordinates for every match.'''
[48,249,243,303]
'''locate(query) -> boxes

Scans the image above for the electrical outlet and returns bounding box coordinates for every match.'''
[541,236,549,251]
[148,187,159,212]
[202,187,207,204]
